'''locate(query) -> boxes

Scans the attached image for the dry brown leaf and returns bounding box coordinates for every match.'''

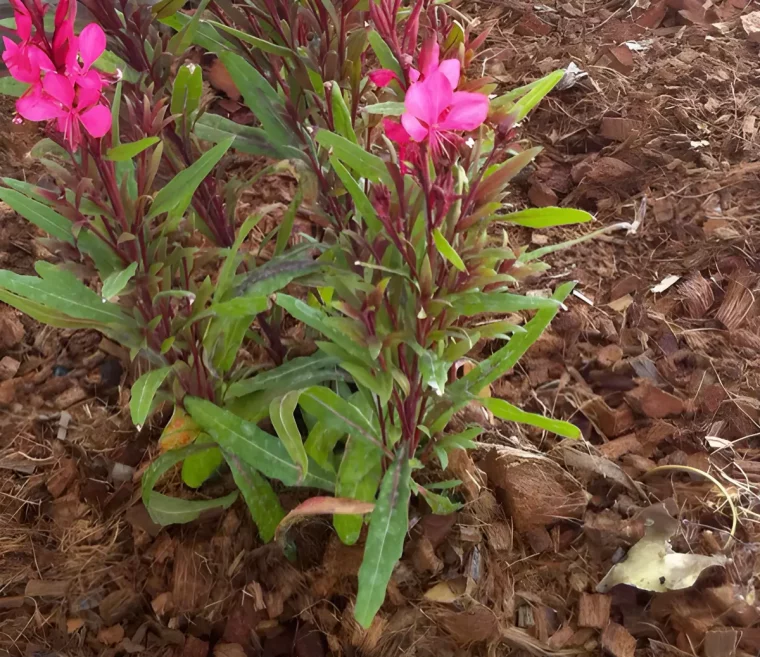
[423,577,469,603]
[66,618,85,634]
[208,58,241,100]
[97,624,125,645]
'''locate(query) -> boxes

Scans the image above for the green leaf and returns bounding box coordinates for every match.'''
[0,188,74,243]
[450,281,575,396]
[0,288,108,331]
[147,137,234,219]
[418,486,462,514]
[171,63,203,116]
[161,12,233,52]
[502,207,594,228]
[447,291,560,316]
[107,137,160,163]
[214,213,263,302]
[299,386,384,452]
[275,294,368,362]
[130,366,172,426]
[316,130,389,184]
[269,391,309,482]
[181,436,224,488]
[274,187,301,256]
[167,0,211,54]
[434,427,481,470]
[335,436,383,545]
[482,397,580,439]
[475,147,543,203]
[0,77,29,97]
[433,228,466,272]
[218,52,296,148]
[146,491,237,525]
[330,157,382,234]
[354,448,411,628]
[101,262,138,300]
[205,19,292,56]
[0,266,131,326]
[225,352,340,399]
[111,80,123,146]
[330,83,357,144]
[512,69,564,121]
[225,453,285,542]
[94,50,140,83]
[211,295,268,318]
[141,441,237,525]
[364,101,405,116]
[195,113,303,160]
[304,419,344,472]
[367,29,403,80]
[185,397,335,490]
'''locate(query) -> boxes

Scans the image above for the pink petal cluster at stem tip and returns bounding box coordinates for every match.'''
[3,0,111,150]
[382,38,489,156]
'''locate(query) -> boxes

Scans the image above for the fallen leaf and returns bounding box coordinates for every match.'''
[596,504,728,592]
[67,618,85,633]
[208,58,241,100]
[424,577,469,603]
[274,496,374,546]
[651,275,681,294]
[159,406,203,452]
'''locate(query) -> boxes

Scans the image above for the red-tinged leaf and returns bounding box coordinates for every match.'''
[275,496,375,546]
[474,147,542,204]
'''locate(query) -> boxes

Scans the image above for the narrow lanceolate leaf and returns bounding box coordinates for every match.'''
[101,262,138,300]
[482,397,580,439]
[511,69,564,121]
[269,391,309,482]
[0,288,108,331]
[141,441,237,526]
[275,496,375,547]
[0,188,72,242]
[130,366,172,426]
[147,137,234,218]
[335,437,383,545]
[501,207,594,229]
[315,130,389,184]
[181,436,224,488]
[106,136,160,162]
[330,83,358,144]
[329,157,382,234]
[146,491,237,525]
[364,101,405,116]
[185,396,335,489]
[448,291,560,316]
[226,453,285,543]
[205,19,292,56]
[225,352,340,399]
[210,295,268,318]
[433,228,466,272]
[450,281,575,397]
[354,449,412,628]
[367,30,403,80]
[475,147,542,203]
[299,386,385,453]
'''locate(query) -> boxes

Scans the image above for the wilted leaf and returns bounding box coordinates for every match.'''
[275,496,375,546]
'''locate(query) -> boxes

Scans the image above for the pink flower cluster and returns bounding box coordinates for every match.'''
[371,40,489,158]
[3,0,111,150]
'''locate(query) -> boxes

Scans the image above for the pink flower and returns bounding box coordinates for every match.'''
[65,23,107,90]
[2,0,53,83]
[400,70,488,154]
[52,0,77,68]
[17,72,110,150]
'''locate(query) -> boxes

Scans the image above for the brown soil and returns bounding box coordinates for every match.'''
[2,2,760,657]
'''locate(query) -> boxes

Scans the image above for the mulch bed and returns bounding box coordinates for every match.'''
[1,1,759,655]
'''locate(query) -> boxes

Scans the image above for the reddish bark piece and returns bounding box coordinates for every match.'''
[583,157,637,185]
[99,588,141,625]
[548,626,575,649]
[0,379,17,407]
[704,629,738,657]
[46,458,78,498]
[597,344,624,368]
[482,449,587,532]
[208,58,241,100]
[578,593,612,629]
[584,397,635,438]
[525,526,552,553]
[625,385,684,419]
[0,309,24,349]
[600,433,642,461]
[596,46,634,76]
[636,0,667,28]
[0,356,20,380]
[183,635,210,657]
[601,622,636,657]
[97,625,125,646]
[514,11,552,36]
[600,117,641,142]
[528,182,558,207]
[54,385,87,409]
[610,276,642,301]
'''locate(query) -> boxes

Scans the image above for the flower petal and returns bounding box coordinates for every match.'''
[76,85,102,108]
[438,59,461,90]
[16,87,66,121]
[439,91,489,131]
[368,68,398,88]
[42,72,74,107]
[383,117,411,145]
[401,113,428,142]
[419,38,439,78]
[78,23,106,69]
[409,68,420,83]
[79,103,111,138]
[404,71,453,125]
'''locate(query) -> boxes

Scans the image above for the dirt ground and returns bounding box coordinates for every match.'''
[1,1,760,656]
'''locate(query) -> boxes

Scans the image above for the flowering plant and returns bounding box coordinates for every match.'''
[0,0,603,628]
